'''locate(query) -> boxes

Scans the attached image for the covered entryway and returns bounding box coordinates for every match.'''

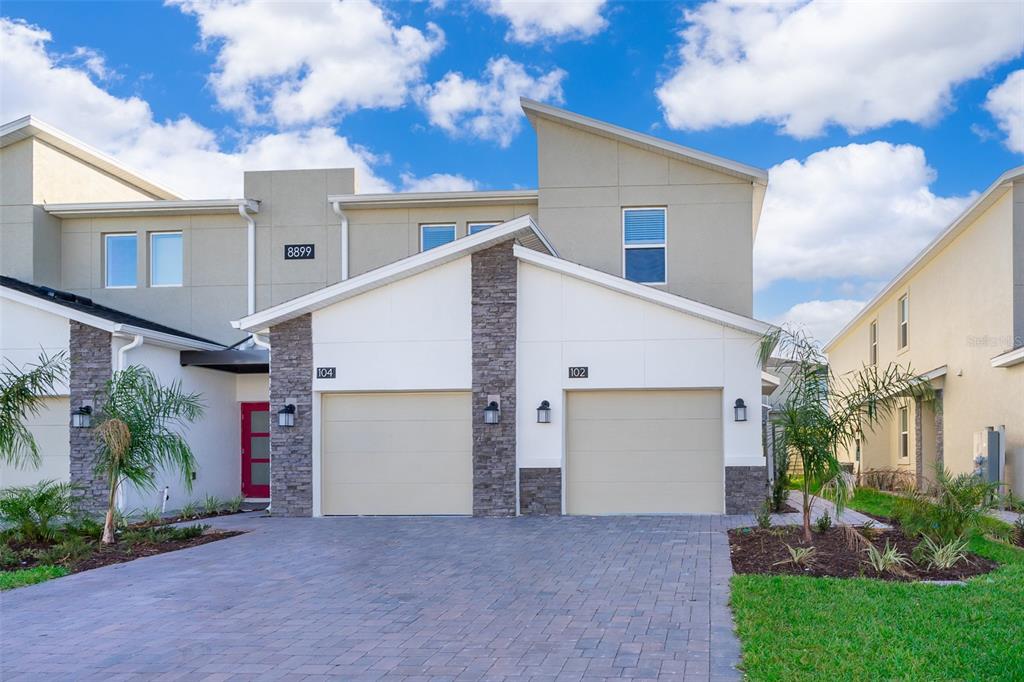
[321,392,472,515]
[565,389,724,514]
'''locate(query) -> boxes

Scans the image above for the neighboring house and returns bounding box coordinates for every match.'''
[0,99,774,516]
[825,167,1024,494]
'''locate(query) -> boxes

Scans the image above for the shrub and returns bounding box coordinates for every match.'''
[0,544,21,569]
[43,535,94,565]
[179,501,198,519]
[165,523,207,541]
[140,507,163,525]
[895,466,998,542]
[1012,517,1024,546]
[863,540,911,576]
[859,468,916,493]
[755,500,773,529]
[914,535,969,570]
[203,495,221,515]
[774,545,816,568]
[63,517,103,540]
[813,510,833,534]
[226,495,244,513]
[0,480,81,542]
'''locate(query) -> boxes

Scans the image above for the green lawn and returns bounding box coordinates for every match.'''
[0,565,68,590]
[731,490,1024,681]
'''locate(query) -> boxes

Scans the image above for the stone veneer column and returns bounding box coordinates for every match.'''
[269,314,313,516]
[725,466,767,514]
[68,320,112,515]
[471,240,517,516]
[518,468,561,515]
[934,389,944,469]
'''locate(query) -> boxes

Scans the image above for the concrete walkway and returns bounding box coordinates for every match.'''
[990,508,1023,525]
[1,514,750,681]
[772,491,888,527]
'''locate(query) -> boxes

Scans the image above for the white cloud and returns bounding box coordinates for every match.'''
[984,69,1024,153]
[399,172,477,193]
[171,0,444,125]
[776,299,866,346]
[0,17,398,198]
[657,1,1024,137]
[419,56,566,147]
[480,0,608,44]
[755,142,973,289]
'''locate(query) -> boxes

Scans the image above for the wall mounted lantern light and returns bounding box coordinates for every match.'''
[536,400,551,424]
[733,398,747,422]
[483,400,501,424]
[71,405,92,428]
[278,403,296,427]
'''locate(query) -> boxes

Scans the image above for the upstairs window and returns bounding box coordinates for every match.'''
[468,222,499,235]
[104,233,137,288]
[421,224,456,251]
[869,319,878,365]
[898,295,909,349]
[623,207,666,284]
[150,232,183,287]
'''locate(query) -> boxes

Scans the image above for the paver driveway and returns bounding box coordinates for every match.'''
[1,514,746,681]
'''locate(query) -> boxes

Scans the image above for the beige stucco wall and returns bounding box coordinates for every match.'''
[828,190,1024,491]
[343,202,538,278]
[31,140,157,204]
[533,117,755,316]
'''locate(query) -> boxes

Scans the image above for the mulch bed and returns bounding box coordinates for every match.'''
[729,525,997,582]
[7,530,242,574]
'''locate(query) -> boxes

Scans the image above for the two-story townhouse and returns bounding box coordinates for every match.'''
[1,100,774,517]
[825,168,1024,495]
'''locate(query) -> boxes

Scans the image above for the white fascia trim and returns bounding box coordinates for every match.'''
[513,245,773,336]
[44,198,259,218]
[825,166,1024,352]
[761,371,781,387]
[992,346,1024,368]
[326,189,538,209]
[234,215,553,332]
[520,98,768,185]
[1,115,182,200]
[0,287,222,352]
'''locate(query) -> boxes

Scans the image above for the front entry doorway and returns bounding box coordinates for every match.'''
[241,402,270,498]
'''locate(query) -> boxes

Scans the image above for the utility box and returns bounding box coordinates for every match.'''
[973,428,1003,483]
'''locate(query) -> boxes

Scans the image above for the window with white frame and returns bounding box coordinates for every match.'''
[623,207,666,284]
[468,222,499,235]
[420,224,456,251]
[869,319,878,365]
[898,295,909,349]
[104,233,137,288]
[898,406,909,458]
[150,232,183,287]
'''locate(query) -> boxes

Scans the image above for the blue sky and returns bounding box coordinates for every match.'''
[2,1,1022,341]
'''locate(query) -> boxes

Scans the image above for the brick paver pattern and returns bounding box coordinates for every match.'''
[0,514,748,681]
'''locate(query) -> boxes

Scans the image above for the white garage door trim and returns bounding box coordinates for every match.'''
[564,388,724,515]
[320,391,472,516]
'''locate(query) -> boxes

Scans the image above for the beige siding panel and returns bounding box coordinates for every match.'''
[321,392,472,515]
[566,390,723,514]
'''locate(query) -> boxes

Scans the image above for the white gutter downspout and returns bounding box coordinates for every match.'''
[116,333,144,371]
[240,202,257,316]
[331,200,349,281]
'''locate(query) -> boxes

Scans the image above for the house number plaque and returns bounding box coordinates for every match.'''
[284,244,315,259]
[316,367,336,379]
[568,366,589,378]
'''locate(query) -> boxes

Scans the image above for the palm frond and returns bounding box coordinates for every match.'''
[0,351,69,468]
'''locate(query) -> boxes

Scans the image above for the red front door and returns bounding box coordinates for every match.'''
[241,402,270,498]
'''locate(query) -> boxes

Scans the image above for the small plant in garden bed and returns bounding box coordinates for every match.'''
[728,525,997,582]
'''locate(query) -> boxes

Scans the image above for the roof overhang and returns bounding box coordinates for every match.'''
[234,215,555,332]
[761,371,781,395]
[0,286,223,352]
[521,98,769,186]
[514,245,773,337]
[43,199,259,218]
[179,348,269,374]
[825,166,1024,352]
[0,115,182,200]
[327,189,538,210]
[992,346,1024,368]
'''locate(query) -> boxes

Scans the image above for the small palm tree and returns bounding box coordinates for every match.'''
[92,366,204,544]
[760,326,932,541]
[0,351,68,468]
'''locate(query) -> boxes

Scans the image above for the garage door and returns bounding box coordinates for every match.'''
[566,390,723,514]
[321,392,472,515]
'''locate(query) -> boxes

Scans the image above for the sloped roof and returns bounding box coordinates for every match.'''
[0,116,182,200]
[1,276,222,350]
